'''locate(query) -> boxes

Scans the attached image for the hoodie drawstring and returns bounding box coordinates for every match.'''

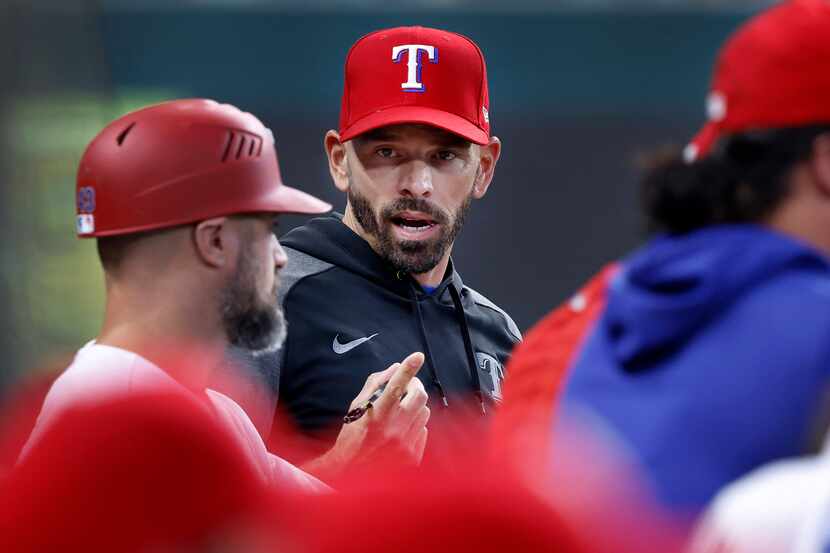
[448,284,487,415]
[410,283,450,407]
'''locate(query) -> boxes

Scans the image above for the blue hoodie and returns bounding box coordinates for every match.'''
[559,225,830,514]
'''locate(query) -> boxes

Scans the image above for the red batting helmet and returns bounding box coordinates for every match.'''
[75,98,331,237]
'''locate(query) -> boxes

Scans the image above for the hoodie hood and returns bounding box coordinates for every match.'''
[281,213,464,298]
[604,225,829,369]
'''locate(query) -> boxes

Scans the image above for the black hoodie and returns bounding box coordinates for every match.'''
[255,214,521,462]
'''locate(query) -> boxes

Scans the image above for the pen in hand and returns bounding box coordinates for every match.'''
[342,353,423,425]
[343,382,409,424]
[343,383,386,423]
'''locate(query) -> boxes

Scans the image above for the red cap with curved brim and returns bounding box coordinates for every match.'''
[685,0,830,162]
[339,26,490,145]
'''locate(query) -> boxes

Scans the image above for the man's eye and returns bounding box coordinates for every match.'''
[376,148,395,158]
[437,151,457,161]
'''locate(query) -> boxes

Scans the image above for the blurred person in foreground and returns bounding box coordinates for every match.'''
[688,434,830,553]
[278,439,682,553]
[22,98,430,488]
[255,26,519,467]
[3,393,284,553]
[493,0,830,520]
[2,395,683,552]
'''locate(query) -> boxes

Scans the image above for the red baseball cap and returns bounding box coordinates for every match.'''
[338,26,491,145]
[685,0,830,162]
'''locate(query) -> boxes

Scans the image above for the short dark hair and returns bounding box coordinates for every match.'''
[96,233,142,272]
[95,226,177,273]
[642,124,830,234]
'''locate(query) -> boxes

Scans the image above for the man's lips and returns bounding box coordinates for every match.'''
[391,210,437,225]
[388,210,440,240]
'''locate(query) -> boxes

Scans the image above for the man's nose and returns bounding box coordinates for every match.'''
[272,235,288,270]
[398,160,433,198]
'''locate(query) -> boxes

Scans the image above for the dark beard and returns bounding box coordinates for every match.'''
[221,245,286,355]
[348,185,471,275]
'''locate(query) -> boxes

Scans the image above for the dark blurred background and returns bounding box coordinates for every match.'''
[0,0,770,393]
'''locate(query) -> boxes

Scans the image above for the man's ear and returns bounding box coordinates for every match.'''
[193,217,234,268]
[811,134,830,198]
[472,136,501,199]
[325,130,350,193]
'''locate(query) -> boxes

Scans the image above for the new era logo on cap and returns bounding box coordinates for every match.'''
[706,91,727,123]
[339,26,491,145]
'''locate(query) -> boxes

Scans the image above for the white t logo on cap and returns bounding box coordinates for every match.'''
[392,44,438,92]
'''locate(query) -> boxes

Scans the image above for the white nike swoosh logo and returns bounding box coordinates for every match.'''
[332,333,379,355]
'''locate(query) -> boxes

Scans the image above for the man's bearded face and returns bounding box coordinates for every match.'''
[221,240,286,356]
[349,185,472,275]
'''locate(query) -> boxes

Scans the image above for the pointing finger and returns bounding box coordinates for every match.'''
[373,352,424,417]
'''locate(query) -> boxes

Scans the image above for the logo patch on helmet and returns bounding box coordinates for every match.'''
[76,186,96,235]
[76,214,95,234]
[77,186,96,213]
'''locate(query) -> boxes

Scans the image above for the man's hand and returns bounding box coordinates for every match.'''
[301,352,430,482]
